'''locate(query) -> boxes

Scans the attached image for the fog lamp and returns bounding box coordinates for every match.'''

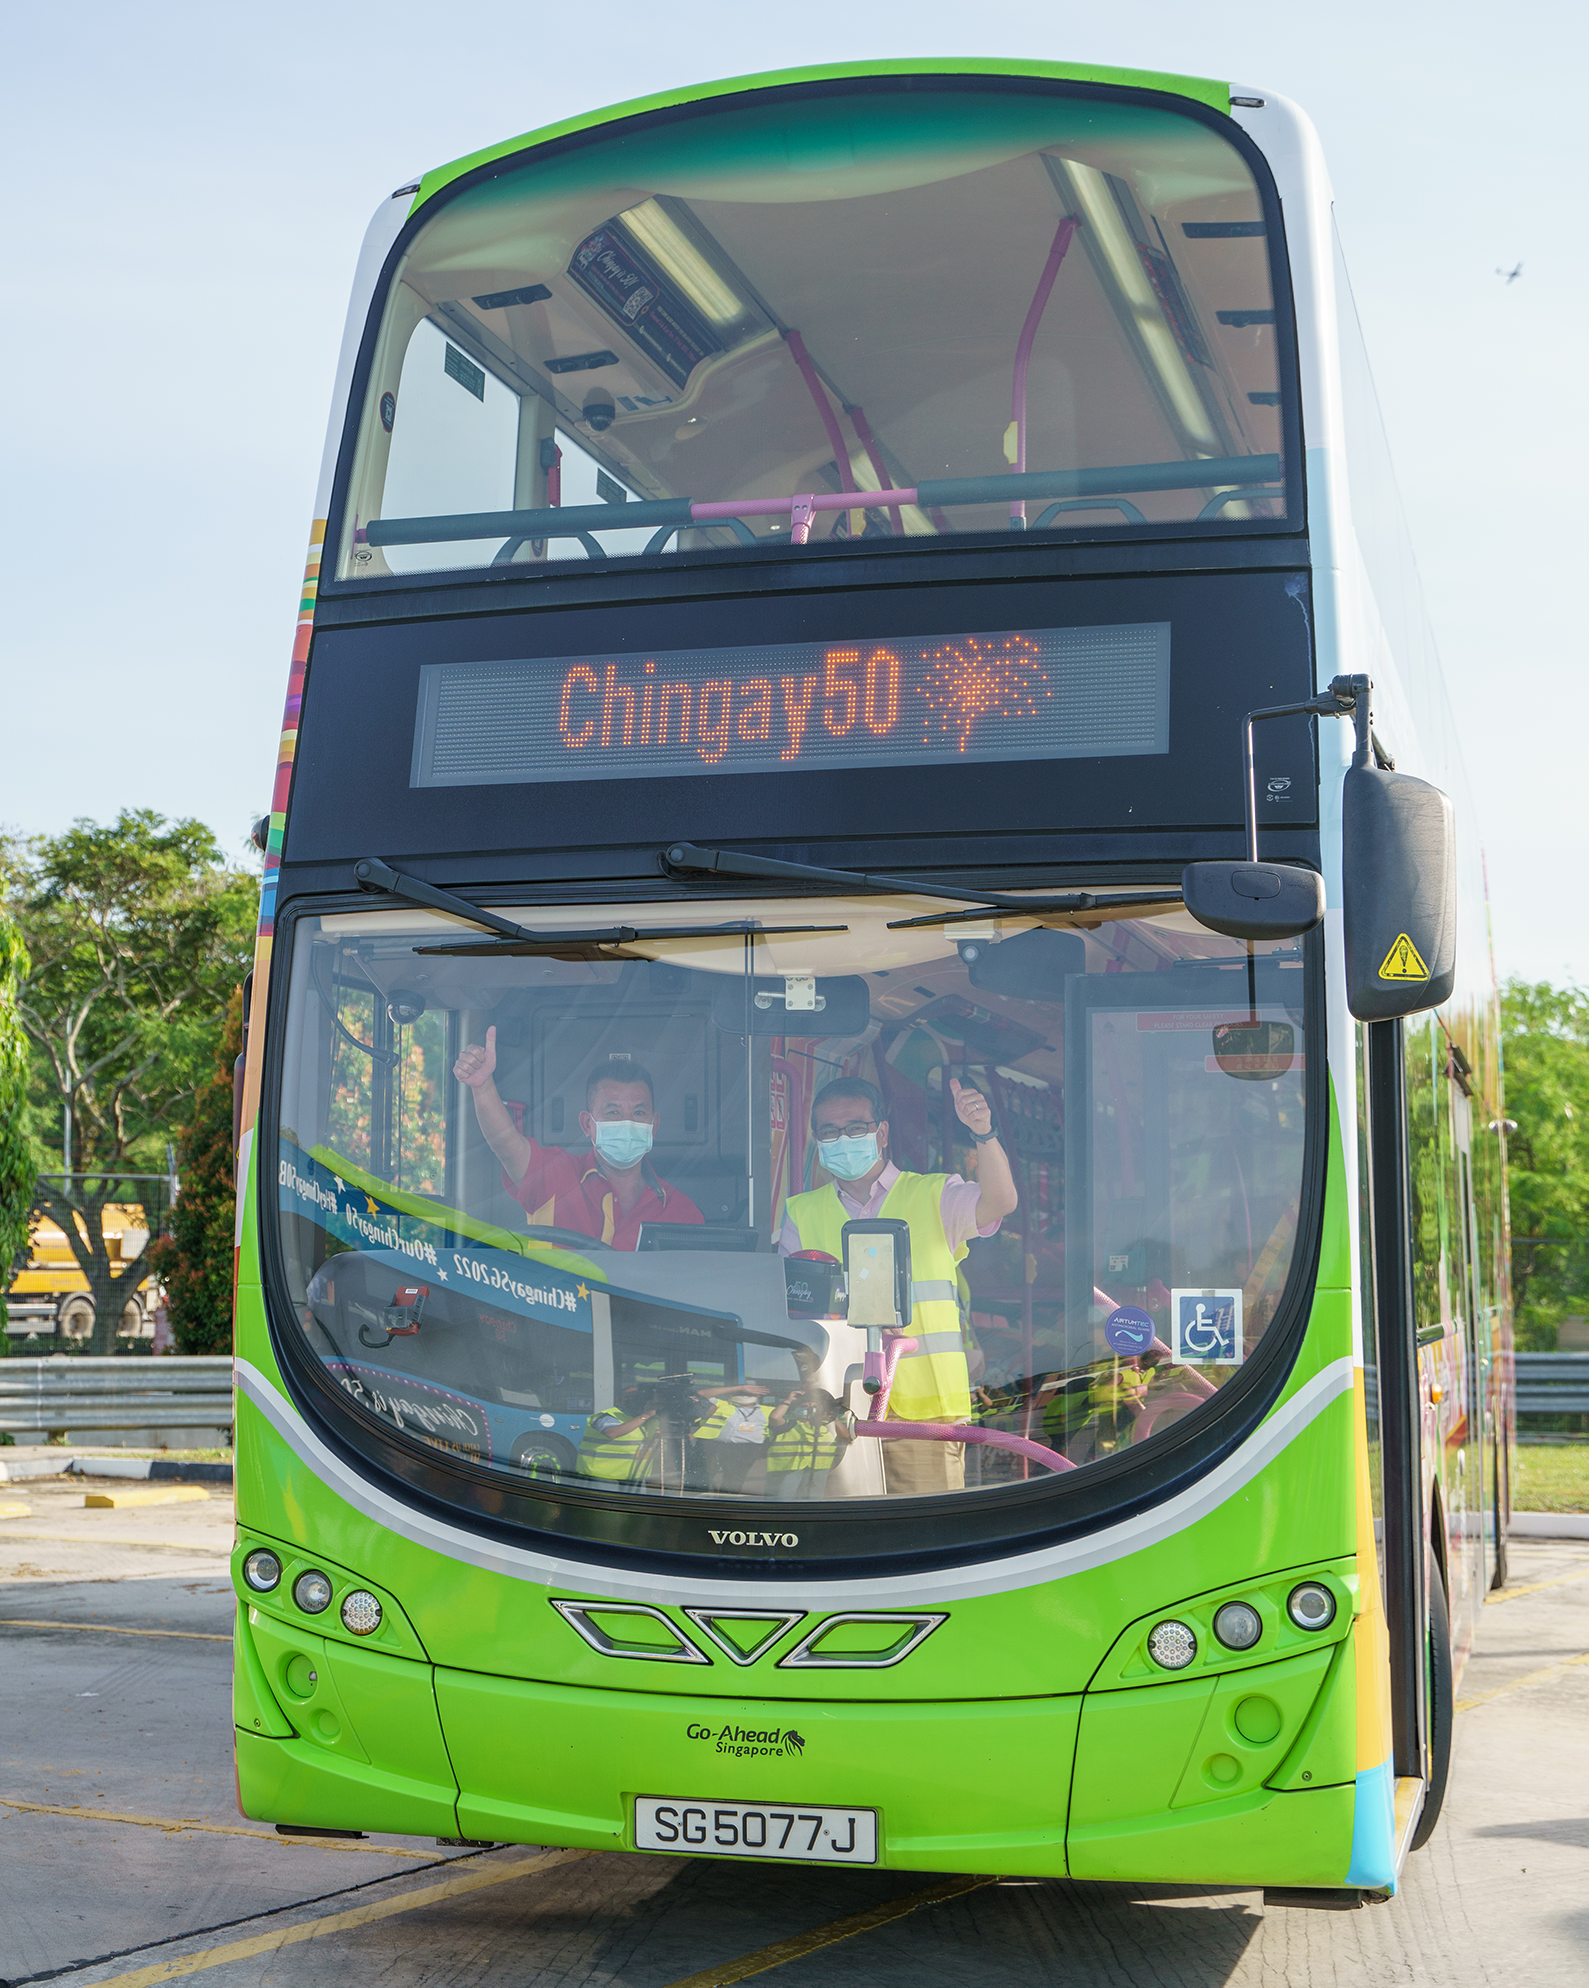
[1213,1600,1263,1651]
[1147,1619,1198,1670]
[340,1590,383,1637]
[294,1570,333,1614]
[1288,1581,1336,1631]
[243,1549,281,1593]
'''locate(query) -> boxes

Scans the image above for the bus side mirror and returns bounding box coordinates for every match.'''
[1342,764,1455,1019]
[1181,862,1324,941]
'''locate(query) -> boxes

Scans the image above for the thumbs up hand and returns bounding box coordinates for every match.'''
[453,1025,498,1089]
[950,1077,992,1136]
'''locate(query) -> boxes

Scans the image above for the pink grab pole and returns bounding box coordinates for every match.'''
[862,1331,916,1421]
[854,1330,1074,1474]
[784,329,861,535]
[1009,217,1079,527]
[844,402,903,537]
[854,1418,1075,1474]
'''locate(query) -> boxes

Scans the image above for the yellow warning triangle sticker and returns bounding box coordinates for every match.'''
[1379,932,1430,982]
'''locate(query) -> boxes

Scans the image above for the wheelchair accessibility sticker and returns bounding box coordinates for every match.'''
[1170,1288,1243,1365]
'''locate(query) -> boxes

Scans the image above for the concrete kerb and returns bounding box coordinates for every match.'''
[1508,1510,1589,1540]
[0,1449,234,1485]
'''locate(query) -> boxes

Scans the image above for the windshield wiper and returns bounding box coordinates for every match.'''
[355,859,844,956]
[886,892,1183,930]
[413,922,847,958]
[662,842,1182,924]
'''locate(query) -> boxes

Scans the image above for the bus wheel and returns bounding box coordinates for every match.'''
[511,1434,575,1481]
[1410,1572,1453,1850]
[120,1294,145,1335]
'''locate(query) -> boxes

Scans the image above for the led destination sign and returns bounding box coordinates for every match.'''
[411,621,1170,789]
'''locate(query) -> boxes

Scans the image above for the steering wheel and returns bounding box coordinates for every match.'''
[521,1224,614,1253]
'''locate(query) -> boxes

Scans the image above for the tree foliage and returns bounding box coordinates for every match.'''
[148,986,243,1355]
[4,812,256,1353]
[1502,979,1589,1349]
[0,902,37,1340]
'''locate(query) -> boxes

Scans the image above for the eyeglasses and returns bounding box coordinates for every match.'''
[815,1120,877,1141]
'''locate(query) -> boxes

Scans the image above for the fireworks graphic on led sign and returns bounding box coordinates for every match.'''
[916,635,1052,752]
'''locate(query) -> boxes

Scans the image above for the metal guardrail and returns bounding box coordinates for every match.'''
[1515,1352,1589,1414]
[0,1357,233,1433]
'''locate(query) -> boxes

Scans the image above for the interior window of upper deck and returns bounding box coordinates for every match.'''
[334,86,1287,582]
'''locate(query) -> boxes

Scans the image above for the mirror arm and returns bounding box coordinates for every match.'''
[1240,675,1371,859]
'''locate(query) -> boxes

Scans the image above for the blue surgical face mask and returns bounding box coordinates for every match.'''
[592,1119,653,1168]
[818,1131,880,1181]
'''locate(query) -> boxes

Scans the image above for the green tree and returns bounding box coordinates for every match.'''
[1501,979,1589,1350]
[0,902,38,1343]
[148,986,243,1354]
[5,812,257,1354]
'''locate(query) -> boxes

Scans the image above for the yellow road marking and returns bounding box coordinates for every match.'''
[85,1486,211,1509]
[70,1848,594,1987]
[0,1617,230,1642]
[658,1872,997,1988]
[1485,1564,1589,1604]
[1456,1648,1589,1712]
[0,1795,432,1855]
[0,1500,30,1518]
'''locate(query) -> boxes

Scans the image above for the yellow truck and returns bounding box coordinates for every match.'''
[6,1206,160,1342]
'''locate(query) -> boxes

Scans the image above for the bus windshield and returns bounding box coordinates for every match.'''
[338,83,1287,582]
[271,895,1311,1508]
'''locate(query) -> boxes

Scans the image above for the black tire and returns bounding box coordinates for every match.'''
[1410,1569,1453,1850]
[1491,1442,1509,1591]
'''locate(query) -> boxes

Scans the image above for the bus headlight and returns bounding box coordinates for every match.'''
[294,1570,333,1615]
[1287,1582,1336,1630]
[1213,1600,1263,1650]
[340,1590,383,1636]
[243,1549,282,1593]
[1147,1619,1197,1670]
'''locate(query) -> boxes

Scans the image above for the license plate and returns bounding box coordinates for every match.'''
[634,1797,877,1864]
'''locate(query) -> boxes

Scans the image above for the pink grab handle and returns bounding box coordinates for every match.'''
[854,1418,1074,1474]
[1128,1390,1210,1441]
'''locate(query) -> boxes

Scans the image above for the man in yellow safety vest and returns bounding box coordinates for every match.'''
[778,1076,1017,1494]
[576,1389,656,1483]
[764,1386,851,1501]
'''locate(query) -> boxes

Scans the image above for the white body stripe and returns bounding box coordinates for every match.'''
[235,1355,1354,1607]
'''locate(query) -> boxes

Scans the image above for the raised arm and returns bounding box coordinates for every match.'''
[950,1078,1018,1224]
[453,1025,534,1184]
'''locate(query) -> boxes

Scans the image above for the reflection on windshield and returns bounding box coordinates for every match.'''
[273,899,1308,1503]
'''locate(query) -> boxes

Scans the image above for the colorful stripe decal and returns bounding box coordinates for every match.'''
[233,1353,1354,1607]
[1344,1758,1396,1889]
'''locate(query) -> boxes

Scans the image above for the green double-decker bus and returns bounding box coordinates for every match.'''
[233,59,1512,1903]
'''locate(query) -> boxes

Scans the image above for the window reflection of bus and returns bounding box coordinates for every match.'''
[233,62,1509,1907]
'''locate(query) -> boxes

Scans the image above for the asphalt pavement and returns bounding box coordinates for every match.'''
[2,1471,1585,1988]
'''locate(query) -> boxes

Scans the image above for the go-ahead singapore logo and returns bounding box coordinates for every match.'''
[687,1722,806,1759]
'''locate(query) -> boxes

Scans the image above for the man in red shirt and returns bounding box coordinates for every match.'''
[452,1031,703,1249]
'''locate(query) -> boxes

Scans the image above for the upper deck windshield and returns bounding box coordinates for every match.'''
[270,895,1311,1522]
[336,82,1289,583]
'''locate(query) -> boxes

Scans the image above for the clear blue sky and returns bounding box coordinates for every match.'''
[5,2,1583,985]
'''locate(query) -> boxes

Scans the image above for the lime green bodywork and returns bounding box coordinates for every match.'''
[408,59,1232,218]
[234,1076,1387,1886]
[239,58,1385,1889]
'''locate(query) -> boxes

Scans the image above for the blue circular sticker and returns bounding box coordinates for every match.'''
[1105,1306,1156,1355]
